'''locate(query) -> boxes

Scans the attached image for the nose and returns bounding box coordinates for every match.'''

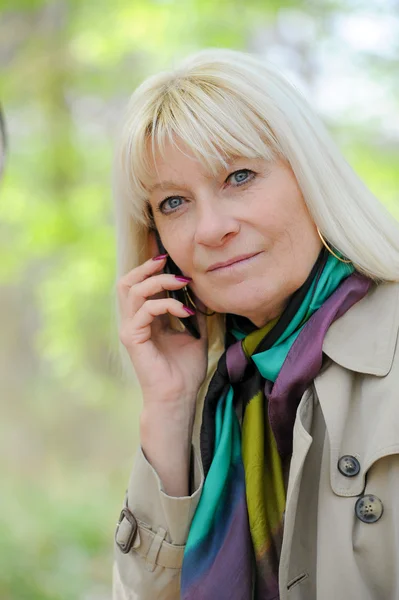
[193,198,240,246]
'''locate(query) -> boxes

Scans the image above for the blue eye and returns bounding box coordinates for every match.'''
[159,196,184,214]
[228,169,254,185]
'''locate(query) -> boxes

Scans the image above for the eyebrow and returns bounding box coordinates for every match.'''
[148,180,191,193]
[147,156,254,194]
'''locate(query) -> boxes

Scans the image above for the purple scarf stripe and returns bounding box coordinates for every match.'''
[267,273,371,458]
[226,342,248,383]
[183,497,253,600]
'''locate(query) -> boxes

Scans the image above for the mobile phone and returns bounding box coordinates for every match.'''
[151,227,201,339]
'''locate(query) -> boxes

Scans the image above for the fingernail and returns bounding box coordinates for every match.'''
[183,305,195,315]
[175,275,192,282]
[152,253,168,261]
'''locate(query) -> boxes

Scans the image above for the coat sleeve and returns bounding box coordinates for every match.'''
[112,444,204,600]
[112,346,223,600]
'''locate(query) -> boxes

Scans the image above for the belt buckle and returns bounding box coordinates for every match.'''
[115,507,138,554]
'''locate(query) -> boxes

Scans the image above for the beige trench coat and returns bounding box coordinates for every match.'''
[113,280,399,600]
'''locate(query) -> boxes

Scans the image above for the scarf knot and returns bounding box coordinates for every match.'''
[225,341,254,383]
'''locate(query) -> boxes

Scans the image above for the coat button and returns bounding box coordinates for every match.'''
[355,494,384,523]
[337,455,360,477]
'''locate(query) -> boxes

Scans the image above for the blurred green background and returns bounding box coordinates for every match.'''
[0,0,398,598]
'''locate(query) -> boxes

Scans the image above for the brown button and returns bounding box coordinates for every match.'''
[355,494,384,524]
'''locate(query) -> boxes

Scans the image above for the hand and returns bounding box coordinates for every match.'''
[117,246,209,418]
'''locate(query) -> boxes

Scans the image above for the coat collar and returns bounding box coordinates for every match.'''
[322,279,399,376]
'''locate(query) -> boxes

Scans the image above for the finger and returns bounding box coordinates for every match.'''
[124,298,195,346]
[126,274,192,316]
[117,255,168,299]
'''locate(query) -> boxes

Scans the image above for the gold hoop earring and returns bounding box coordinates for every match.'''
[184,286,216,316]
[317,228,352,264]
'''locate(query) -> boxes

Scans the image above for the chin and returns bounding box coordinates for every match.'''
[196,284,273,317]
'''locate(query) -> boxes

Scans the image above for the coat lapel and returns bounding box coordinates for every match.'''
[315,280,399,497]
[322,280,399,376]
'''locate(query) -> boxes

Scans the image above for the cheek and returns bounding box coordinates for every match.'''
[266,194,311,243]
[159,222,200,277]
[167,241,193,273]
[255,206,297,248]
[252,183,300,231]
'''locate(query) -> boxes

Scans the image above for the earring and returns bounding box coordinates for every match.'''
[317,228,352,264]
[184,286,216,316]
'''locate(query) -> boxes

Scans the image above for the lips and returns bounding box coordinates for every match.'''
[207,252,261,271]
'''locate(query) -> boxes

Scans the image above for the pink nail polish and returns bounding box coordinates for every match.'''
[152,253,168,261]
[183,306,195,315]
[175,276,192,282]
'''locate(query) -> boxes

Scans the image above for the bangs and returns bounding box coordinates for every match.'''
[122,76,283,224]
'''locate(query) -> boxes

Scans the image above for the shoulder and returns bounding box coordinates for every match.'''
[323,278,399,376]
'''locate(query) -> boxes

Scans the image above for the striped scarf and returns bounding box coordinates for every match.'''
[181,248,371,599]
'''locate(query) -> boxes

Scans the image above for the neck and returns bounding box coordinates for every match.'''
[246,300,288,329]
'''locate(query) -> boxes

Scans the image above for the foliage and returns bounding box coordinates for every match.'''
[0,0,398,597]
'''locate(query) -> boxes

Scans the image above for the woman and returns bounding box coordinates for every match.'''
[112,48,399,600]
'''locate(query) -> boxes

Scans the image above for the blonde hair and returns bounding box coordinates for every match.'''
[112,48,399,377]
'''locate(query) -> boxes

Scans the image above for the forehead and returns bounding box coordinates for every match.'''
[147,149,216,191]
[145,138,257,193]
